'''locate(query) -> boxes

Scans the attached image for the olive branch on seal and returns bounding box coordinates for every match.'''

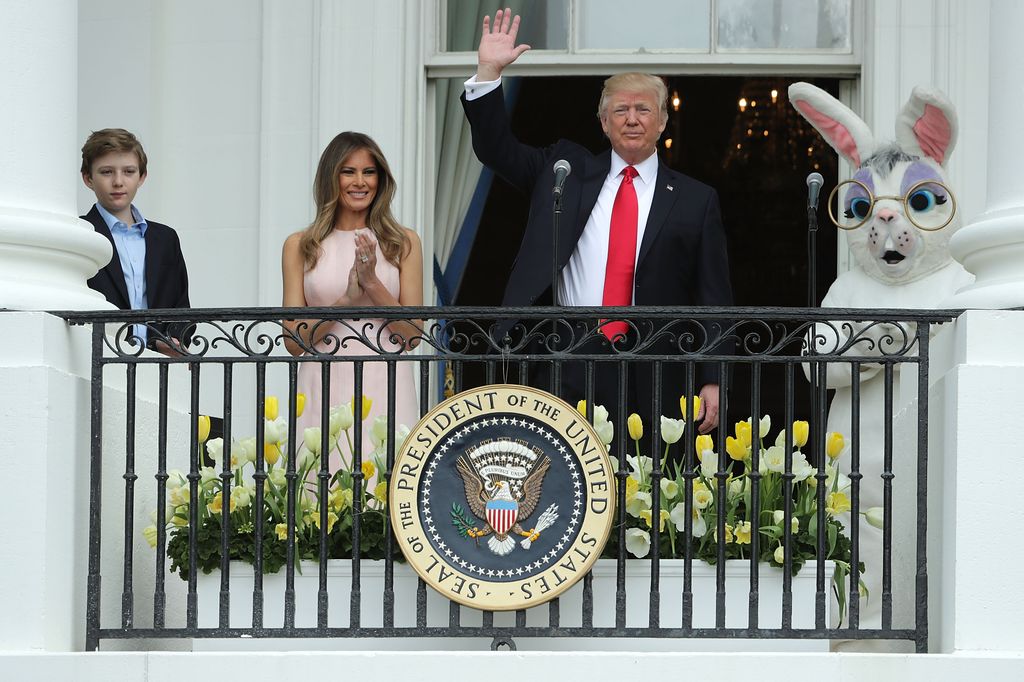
[450,503,477,540]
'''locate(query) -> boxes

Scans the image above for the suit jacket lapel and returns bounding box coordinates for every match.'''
[86,205,131,307]
[637,164,680,268]
[144,227,161,307]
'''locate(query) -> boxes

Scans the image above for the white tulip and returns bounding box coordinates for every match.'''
[624,528,651,558]
[660,416,685,445]
[370,414,389,447]
[329,403,354,436]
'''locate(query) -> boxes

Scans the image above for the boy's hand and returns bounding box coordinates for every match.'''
[153,337,184,358]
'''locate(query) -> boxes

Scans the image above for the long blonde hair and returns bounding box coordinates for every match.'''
[300,131,408,270]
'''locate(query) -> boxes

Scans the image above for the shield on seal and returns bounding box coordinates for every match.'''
[486,498,518,535]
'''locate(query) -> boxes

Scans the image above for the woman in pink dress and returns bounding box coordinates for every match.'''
[281,132,422,478]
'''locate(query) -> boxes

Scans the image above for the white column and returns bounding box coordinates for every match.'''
[0,0,111,311]
[946,0,1024,308]
[929,311,1024,654]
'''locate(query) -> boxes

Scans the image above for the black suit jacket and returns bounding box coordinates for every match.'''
[83,205,192,345]
[462,85,734,417]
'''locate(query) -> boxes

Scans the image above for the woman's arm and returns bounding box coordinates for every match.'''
[354,228,424,349]
[281,232,362,356]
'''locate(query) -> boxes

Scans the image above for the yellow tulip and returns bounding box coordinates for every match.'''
[295,393,306,418]
[312,511,339,534]
[695,434,714,453]
[827,491,851,516]
[792,420,809,448]
[142,525,158,548]
[826,432,845,459]
[275,523,289,541]
[725,436,748,461]
[734,420,752,448]
[624,476,639,501]
[576,399,587,415]
[361,460,376,480]
[627,413,643,441]
[374,481,388,504]
[639,509,670,532]
[680,395,701,421]
[734,521,752,545]
[197,415,211,444]
[352,395,373,421]
[207,491,236,515]
[264,443,281,466]
[264,396,279,421]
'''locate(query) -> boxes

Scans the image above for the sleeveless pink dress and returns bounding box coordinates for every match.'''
[297,229,419,476]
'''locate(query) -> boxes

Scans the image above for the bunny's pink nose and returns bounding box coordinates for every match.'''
[876,208,898,223]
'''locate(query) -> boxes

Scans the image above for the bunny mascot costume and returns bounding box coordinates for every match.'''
[788,82,973,641]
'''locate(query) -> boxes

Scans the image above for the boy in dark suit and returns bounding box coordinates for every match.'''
[81,128,191,351]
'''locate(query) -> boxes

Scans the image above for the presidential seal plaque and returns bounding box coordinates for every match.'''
[390,385,615,610]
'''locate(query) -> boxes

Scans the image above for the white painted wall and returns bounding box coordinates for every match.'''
[77,0,425,312]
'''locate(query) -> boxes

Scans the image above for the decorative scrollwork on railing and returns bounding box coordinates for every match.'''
[807,319,919,359]
[94,310,928,363]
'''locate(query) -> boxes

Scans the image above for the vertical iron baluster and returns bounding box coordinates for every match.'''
[815,360,828,630]
[849,361,862,630]
[417,360,429,628]
[882,361,894,631]
[351,361,364,628]
[649,361,663,629]
[219,365,234,629]
[748,361,762,631]
[284,362,298,630]
[583,361,603,625]
[318,361,331,630]
[681,361,696,630]
[781,362,795,630]
[86,323,104,651]
[154,363,169,630]
[186,361,201,631]
[384,359,397,629]
[715,360,729,629]
[611,360,627,630]
[252,364,267,632]
[121,363,137,630]
[914,324,931,653]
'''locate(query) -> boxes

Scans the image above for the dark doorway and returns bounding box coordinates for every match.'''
[453,75,842,434]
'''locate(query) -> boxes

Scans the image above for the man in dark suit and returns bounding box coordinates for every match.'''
[81,128,191,351]
[461,9,733,434]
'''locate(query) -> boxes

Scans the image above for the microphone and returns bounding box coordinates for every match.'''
[806,172,824,209]
[552,159,572,197]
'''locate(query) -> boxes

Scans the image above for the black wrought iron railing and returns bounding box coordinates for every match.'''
[61,306,957,653]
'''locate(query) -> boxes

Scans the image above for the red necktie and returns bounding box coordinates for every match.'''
[602,166,638,340]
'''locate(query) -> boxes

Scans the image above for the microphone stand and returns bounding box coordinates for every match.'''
[806,198,820,466]
[552,191,563,307]
[549,191,563,393]
[807,203,818,308]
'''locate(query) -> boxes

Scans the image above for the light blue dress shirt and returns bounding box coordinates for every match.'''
[96,203,150,345]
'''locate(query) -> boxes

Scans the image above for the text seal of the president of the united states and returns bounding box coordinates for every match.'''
[390,385,615,610]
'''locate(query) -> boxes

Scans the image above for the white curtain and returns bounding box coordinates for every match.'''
[433,1,545,303]
[433,2,490,303]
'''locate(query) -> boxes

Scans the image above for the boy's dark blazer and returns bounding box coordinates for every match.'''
[82,204,192,345]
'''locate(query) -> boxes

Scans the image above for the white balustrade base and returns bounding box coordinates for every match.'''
[191,559,834,652]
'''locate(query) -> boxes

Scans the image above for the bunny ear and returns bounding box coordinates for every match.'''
[788,82,875,167]
[896,86,958,166]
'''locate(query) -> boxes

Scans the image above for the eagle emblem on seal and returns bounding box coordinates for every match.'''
[453,438,559,556]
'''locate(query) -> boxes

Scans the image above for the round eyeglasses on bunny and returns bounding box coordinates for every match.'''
[827,179,957,232]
